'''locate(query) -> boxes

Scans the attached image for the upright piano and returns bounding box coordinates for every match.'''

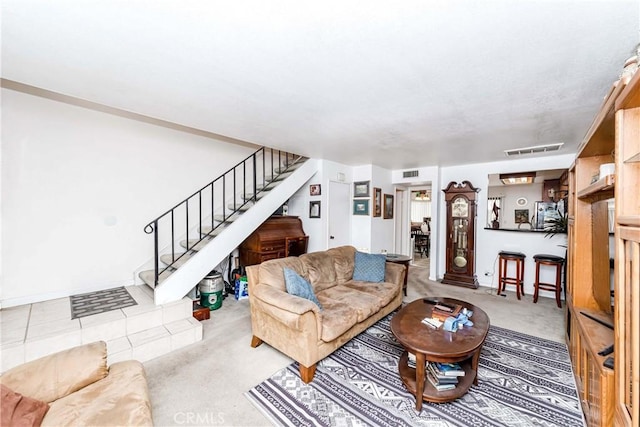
[239,216,308,266]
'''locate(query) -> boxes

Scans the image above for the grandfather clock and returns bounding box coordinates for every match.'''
[441,181,479,288]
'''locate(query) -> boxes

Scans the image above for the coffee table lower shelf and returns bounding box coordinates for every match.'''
[398,351,476,404]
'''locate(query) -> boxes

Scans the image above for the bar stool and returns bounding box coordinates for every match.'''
[498,251,526,299]
[533,254,565,308]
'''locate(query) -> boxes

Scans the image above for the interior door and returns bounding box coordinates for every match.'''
[328,181,350,248]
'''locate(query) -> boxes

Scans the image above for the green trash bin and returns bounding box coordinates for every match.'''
[199,273,223,310]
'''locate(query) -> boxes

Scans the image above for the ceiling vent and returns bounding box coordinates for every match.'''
[504,143,564,157]
[403,170,419,178]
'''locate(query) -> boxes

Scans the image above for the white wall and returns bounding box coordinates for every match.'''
[1,88,255,307]
[369,165,395,254]
[439,154,574,297]
[287,160,354,253]
[348,164,396,254]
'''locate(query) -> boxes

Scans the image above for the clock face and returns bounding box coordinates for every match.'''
[452,198,469,218]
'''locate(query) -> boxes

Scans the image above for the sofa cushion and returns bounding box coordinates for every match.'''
[259,257,306,292]
[283,268,322,309]
[299,252,337,292]
[315,299,359,342]
[1,384,49,427]
[343,280,400,307]
[352,251,386,282]
[325,246,356,283]
[316,285,380,322]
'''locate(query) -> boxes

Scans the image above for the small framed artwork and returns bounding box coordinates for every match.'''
[309,201,321,218]
[353,181,370,198]
[309,184,321,196]
[373,187,382,217]
[383,194,394,219]
[515,209,529,224]
[353,199,370,215]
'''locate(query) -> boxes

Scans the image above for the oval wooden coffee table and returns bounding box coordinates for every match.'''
[390,298,490,410]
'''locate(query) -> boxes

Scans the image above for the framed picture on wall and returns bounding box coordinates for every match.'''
[309,201,321,218]
[373,187,382,217]
[353,199,369,215]
[309,184,321,196]
[353,181,370,197]
[515,209,529,224]
[383,194,394,219]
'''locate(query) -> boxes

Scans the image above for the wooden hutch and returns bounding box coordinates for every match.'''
[239,215,308,266]
[566,67,639,426]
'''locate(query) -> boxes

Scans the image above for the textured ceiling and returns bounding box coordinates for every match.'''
[2,1,639,168]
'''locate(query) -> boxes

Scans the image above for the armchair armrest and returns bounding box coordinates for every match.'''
[0,341,108,403]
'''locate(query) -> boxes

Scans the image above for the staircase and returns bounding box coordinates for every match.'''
[137,147,318,305]
[0,148,319,373]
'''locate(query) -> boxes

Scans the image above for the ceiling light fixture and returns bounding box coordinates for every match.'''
[499,171,536,185]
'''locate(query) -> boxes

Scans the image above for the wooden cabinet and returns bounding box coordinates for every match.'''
[239,216,308,266]
[613,70,640,427]
[568,69,640,427]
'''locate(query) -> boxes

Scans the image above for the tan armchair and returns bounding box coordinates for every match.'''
[0,341,153,426]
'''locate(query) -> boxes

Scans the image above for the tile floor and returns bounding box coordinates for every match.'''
[0,285,202,373]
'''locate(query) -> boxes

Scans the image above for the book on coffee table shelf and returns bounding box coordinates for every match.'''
[426,363,459,384]
[431,361,465,377]
[426,369,457,391]
[407,352,422,369]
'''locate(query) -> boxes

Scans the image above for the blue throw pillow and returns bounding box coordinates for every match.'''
[353,251,386,282]
[283,267,322,309]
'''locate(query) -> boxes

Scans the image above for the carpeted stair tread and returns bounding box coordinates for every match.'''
[139,268,174,288]
[213,213,242,223]
[241,192,267,201]
[199,224,226,237]
[179,238,212,252]
[160,253,193,269]
[226,201,253,211]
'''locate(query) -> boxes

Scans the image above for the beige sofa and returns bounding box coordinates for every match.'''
[0,341,153,426]
[246,245,405,383]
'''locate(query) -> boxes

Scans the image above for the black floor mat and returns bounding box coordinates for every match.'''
[70,287,138,319]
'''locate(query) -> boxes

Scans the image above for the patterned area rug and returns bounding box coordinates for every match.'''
[246,314,584,426]
[70,287,137,319]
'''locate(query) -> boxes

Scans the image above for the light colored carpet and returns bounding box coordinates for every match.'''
[144,266,565,426]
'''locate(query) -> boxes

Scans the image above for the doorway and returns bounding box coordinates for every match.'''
[409,185,432,269]
[328,181,350,248]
